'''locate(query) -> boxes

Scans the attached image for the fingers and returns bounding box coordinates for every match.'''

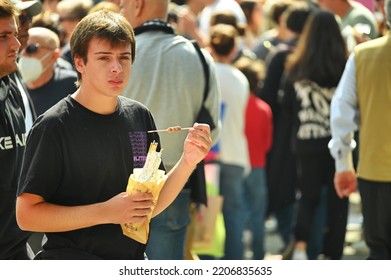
[126,193,154,212]
[193,122,210,133]
[187,123,212,150]
[341,189,351,197]
[334,171,357,199]
[124,194,154,223]
[334,174,344,198]
[130,192,153,202]
[334,184,344,199]
[131,207,152,218]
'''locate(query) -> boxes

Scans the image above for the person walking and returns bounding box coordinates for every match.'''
[329,0,391,260]
[208,23,250,260]
[258,1,313,256]
[282,9,349,260]
[235,56,272,260]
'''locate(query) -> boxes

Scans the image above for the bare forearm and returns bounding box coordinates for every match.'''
[152,123,212,217]
[16,192,154,232]
[16,197,106,232]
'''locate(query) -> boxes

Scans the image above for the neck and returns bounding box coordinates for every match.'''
[135,0,168,28]
[71,88,118,115]
[213,56,232,64]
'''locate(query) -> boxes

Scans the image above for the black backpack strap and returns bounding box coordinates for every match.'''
[188,41,213,206]
[191,40,209,103]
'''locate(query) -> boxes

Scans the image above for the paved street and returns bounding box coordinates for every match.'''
[245,192,369,260]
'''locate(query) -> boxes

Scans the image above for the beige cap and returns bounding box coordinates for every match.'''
[11,0,42,16]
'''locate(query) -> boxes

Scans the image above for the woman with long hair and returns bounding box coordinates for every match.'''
[283,9,349,260]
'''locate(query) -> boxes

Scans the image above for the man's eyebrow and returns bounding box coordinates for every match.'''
[94,51,131,55]
[0,31,12,36]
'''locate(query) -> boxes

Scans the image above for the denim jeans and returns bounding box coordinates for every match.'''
[219,163,245,260]
[145,189,191,260]
[244,167,268,259]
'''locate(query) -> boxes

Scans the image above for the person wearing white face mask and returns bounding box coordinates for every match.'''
[19,46,53,83]
[18,27,77,116]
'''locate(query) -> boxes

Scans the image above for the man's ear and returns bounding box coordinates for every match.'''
[53,48,60,60]
[134,0,144,17]
[73,56,84,74]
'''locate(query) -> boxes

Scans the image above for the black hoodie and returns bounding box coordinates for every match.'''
[0,75,31,259]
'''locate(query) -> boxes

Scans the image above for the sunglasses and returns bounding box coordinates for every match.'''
[18,14,33,26]
[25,44,55,54]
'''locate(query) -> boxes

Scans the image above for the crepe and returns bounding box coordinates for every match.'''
[121,141,167,244]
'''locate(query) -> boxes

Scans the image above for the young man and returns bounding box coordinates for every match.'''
[16,10,212,260]
[1,0,33,260]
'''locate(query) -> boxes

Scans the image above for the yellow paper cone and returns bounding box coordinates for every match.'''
[121,171,167,244]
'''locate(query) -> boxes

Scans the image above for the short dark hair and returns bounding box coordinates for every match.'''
[70,10,136,85]
[269,0,290,25]
[284,1,312,34]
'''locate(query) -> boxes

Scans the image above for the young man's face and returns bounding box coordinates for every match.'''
[74,37,132,96]
[0,16,21,78]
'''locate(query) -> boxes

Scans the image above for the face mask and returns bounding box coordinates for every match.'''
[18,52,51,83]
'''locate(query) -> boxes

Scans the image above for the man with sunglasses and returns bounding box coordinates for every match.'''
[0,0,34,260]
[18,27,77,116]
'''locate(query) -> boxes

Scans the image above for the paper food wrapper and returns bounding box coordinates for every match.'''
[121,141,167,244]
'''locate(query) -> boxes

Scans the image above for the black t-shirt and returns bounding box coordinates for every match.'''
[0,76,31,259]
[18,95,163,259]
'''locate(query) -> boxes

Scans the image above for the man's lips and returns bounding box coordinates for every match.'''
[8,52,18,60]
[109,79,123,85]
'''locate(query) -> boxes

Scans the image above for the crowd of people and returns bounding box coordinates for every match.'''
[1,0,390,260]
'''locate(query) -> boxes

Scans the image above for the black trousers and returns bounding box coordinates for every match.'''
[359,178,391,260]
[294,152,349,259]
